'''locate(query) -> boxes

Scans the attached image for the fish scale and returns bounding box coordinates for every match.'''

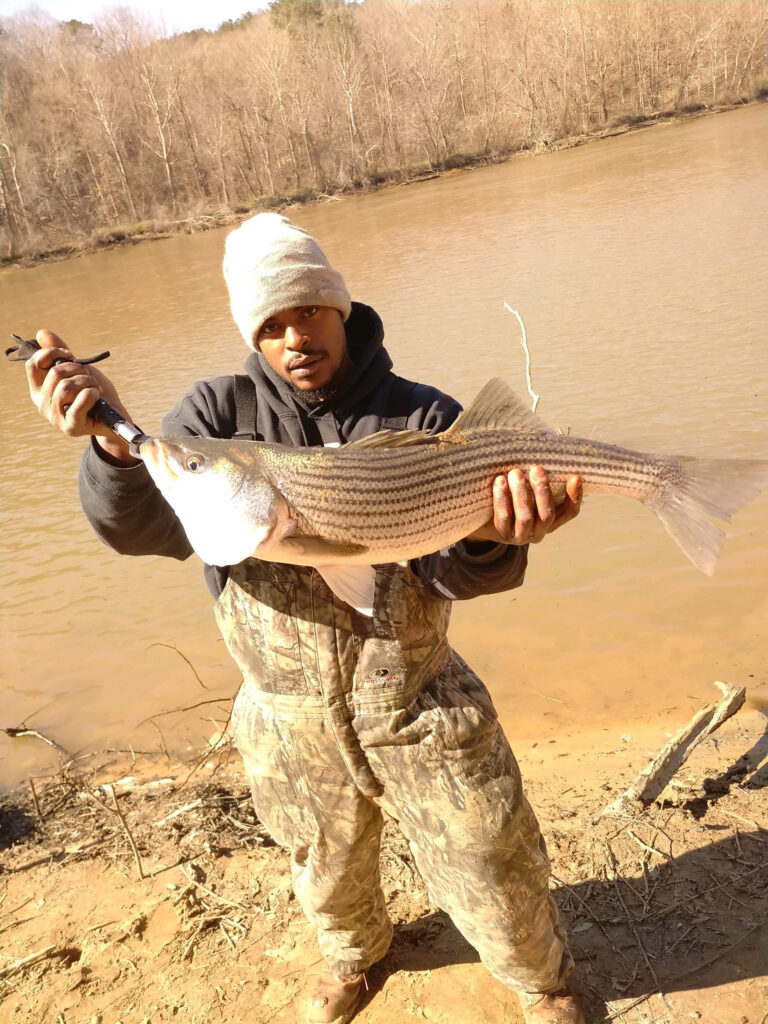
[261,430,670,547]
[138,378,768,614]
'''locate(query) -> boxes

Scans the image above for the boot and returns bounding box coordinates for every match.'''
[517,983,586,1024]
[305,971,366,1024]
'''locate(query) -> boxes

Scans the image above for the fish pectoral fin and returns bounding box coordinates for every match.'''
[448,377,555,433]
[278,535,369,558]
[343,429,439,450]
[316,565,376,617]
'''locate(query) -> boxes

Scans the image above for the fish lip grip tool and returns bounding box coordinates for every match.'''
[6,332,151,452]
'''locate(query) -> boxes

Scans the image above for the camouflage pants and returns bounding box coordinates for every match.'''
[217,560,572,995]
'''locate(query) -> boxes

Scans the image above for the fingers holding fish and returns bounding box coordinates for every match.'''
[505,466,553,544]
[547,474,583,534]
[528,465,558,536]
[488,466,578,545]
[501,469,535,543]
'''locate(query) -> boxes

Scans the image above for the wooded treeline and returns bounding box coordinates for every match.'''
[2,0,766,260]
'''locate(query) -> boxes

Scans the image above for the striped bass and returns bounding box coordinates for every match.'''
[138,379,768,614]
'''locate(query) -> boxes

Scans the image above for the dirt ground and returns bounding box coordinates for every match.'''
[1,706,766,1024]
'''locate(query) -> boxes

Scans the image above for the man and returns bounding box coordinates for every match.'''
[28,213,585,1024]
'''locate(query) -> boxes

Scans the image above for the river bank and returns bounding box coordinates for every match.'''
[5,99,761,272]
[1,705,766,1024]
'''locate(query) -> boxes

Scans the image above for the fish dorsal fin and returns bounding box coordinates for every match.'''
[343,429,440,451]
[448,378,553,433]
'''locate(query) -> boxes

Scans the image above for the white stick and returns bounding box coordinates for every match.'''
[601,681,746,817]
[504,303,540,413]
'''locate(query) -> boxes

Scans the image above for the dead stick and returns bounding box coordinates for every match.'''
[3,727,69,758]
[148,719,171,761]
[0,945,58,980]
[627,829,673,862]
[504,303,540,412]
[107,784,145,881]
[154,798,203,826]
[0,914,42,936]
[602,681,745,816]
[665,920,766,986]
[646,862,764,920]
[28,778,44,821]
[605,994,656,1022]
[142,697,232,726]
[605,844,661,992]
[181,863,244,908]
[219,920,237,950]
[550,873,633,968]
[147,642,209,690]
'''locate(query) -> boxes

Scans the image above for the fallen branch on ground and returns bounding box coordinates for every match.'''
[601,681,746,817]
[0,945,68,980]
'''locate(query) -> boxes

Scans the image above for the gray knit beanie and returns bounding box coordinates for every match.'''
[223,213,352,348]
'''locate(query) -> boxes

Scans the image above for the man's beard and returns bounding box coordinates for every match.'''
[293,383,340,407]
[287,358,351,407]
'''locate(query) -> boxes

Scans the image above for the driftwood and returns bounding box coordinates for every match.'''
[602,681,746,817]
[0,945,63,979]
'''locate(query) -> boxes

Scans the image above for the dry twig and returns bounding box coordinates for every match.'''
[147,642,209,689]
[604,843,662,993]
[106,783,145,880]
[2,726,69,758]
[0,945,61,980]
[504,303,540,412]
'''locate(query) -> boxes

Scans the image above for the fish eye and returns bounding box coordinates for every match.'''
[185,454,205,472]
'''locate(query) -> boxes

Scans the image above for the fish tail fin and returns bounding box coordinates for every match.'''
[649,457,768,575]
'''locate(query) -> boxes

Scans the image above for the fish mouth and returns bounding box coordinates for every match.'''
[139,438,188,480]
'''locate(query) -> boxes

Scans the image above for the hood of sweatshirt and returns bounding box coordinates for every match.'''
[241,302,392,445]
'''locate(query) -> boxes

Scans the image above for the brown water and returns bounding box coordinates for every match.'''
[1,106,766,790]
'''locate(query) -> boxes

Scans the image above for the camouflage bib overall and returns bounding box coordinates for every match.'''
[216,558,571,994]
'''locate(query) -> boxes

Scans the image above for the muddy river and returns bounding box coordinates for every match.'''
[1,105,765,789]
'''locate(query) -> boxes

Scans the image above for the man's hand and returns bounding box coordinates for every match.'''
[26,329,140,465]
[467,466,582,546]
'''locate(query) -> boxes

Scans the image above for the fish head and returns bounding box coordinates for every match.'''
[138,435,282,566]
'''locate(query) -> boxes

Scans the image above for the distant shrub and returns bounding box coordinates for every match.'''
[443,152,473,169]
[285,188,314,204]
[91,227,126,245]
[606,112,647,129]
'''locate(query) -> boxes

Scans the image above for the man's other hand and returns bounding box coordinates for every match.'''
[26,328,140,464]
[467,466,582,546]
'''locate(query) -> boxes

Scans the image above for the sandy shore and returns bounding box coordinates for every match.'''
[1,705,766,1024]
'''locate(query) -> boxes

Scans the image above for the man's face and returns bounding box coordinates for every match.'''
[255,305,350,392]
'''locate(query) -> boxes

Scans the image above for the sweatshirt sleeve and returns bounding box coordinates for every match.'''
[78,376,237,560]
[401,381,530,600]
[409,542,528,600]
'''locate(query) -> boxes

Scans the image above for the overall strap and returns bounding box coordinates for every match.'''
[232,373,257,440]
[378,380,418,432]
